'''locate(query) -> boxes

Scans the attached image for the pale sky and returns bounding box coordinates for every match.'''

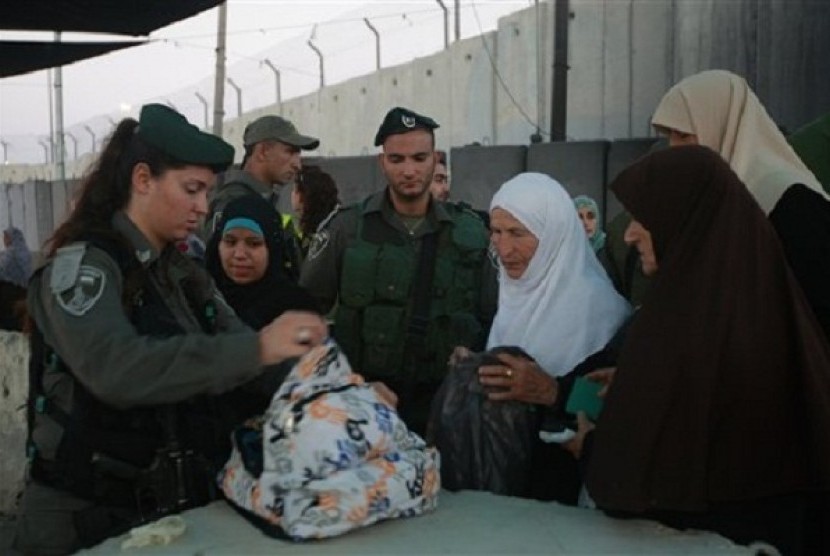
[0,0,534,164]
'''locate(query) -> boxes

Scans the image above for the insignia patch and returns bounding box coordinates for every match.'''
[402,115,416,128]
[56,265,106,316]
[307,230,330,260]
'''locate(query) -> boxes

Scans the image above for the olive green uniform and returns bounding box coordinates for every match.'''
[300,190,497,433]
[15,212,263,554]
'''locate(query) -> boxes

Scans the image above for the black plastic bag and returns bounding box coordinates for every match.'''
[427,346,538,497]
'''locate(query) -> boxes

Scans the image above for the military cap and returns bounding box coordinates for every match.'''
[243,115,320,150]
[374,107,440,146]
[137,104,234,172]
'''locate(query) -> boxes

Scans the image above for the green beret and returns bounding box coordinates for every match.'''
[136,104,234,172]
[374,107,439,146]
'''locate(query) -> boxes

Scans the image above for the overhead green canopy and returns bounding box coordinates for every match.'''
[1,0,223,77]
[0,40,145,78]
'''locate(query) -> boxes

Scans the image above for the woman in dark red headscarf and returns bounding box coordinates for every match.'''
[586,145,830,553]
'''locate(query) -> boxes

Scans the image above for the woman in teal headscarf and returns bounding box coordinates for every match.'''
[574,195,617,285]
[573,196,606,253]
[789,113,830,193]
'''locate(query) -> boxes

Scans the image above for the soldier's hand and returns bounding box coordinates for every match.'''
[259,311,327,365]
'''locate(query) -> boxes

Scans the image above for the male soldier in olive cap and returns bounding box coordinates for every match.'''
[204,115,319,280]
[300,106,496,435]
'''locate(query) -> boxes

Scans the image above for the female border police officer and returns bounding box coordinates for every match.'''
[14,104,326,554]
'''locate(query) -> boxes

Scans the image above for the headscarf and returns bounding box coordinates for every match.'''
[205,194,318,330]
[573,195,606,252]
[788,112,830,193]
[587,145,830,513]
[486,173,631,377]
[651,69,825,214]
[0,226,32,287]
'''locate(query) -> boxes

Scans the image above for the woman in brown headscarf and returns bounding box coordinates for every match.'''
[650,69,830,341]
[586,145,830,554]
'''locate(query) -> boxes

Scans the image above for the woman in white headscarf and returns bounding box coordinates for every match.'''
[481,172,631,403]
[651,69,830,340]
[466,172,630,503]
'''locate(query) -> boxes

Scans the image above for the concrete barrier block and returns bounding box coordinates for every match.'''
[0,331,28,515]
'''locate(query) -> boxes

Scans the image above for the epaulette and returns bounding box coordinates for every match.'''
[50,243,88,293]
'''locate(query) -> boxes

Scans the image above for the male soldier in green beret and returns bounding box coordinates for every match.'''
[300,106,497,435]
[204,115,319,280]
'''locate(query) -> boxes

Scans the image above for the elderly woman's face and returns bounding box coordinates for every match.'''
[219,228,269,285]
[490,207,539,279]
[623,219,658,276]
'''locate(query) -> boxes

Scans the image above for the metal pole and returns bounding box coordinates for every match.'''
[226,78,242,117]
[54,32,66,185]
[213,1,228,135]
[454,0,461,41]
[308,41,325,88]
[0,140,8,164]
[194,92,209,128]
[47,68,54,162]
[262,59,283,114]
[436,1,449,49]
[363,18,381,70]
[83,125,96,153]
[533,0,544,142]
[550,0,569,141]
[65,132,78,160]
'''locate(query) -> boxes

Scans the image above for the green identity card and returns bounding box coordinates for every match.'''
[565,376,604,421]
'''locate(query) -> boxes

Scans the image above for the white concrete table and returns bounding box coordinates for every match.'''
[82,490,751,555]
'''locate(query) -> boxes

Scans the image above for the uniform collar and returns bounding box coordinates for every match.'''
[111,211,161,266]
[222,168,278,197]
[365,189,453,224]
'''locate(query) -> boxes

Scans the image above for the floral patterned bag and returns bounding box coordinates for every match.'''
[219,340,440,540]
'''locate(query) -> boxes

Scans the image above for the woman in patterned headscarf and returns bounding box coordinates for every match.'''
[651,69,830,341]
[0,226,32,288]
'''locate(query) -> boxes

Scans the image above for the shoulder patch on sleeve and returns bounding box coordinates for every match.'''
[55,265,107,316]
[50,243,88,293]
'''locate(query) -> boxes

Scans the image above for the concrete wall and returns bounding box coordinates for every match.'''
[0,331,29,514]
[2,0,828,247]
